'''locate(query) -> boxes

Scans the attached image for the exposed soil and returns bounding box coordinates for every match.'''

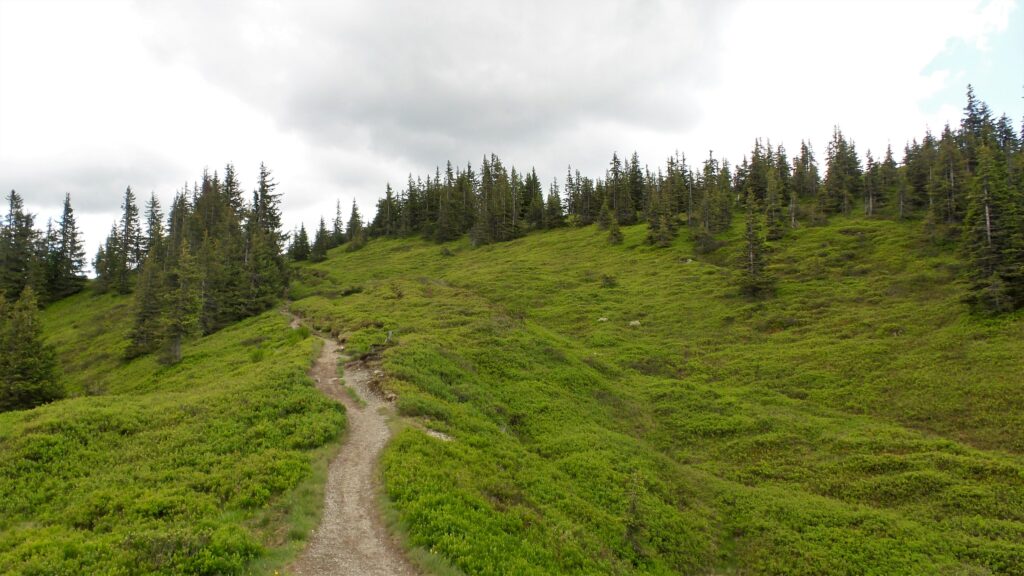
[290,326,417,576]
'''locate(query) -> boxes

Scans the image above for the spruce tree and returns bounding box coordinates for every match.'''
[162,239,202,364]
[310,217,329,262]
[739,187,773,297]
[607,212,623,245]
[331,200,345,246]
[0,286,61,411]
[544,179,565,229]
[597,198,613,231]
[291,225,311,261]
[961,144,1024,312]
[244,164,287,314]
[346,200,365,250]
[46,193,86,300]
[111,187,143,294]
[764,168,784,241]
[435,164,461,243]
[1,190,41,301]
[126,253,166,359]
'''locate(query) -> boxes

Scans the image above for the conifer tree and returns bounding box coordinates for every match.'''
[961,144,1024,312]
[608,153,635,225]
[879,145,902,219]
[142,193,164,261]
[346,200,366,250]
[43,193,86,300]
[764,167,784,241]
[1,190,41,300]
[0,286,61,411]
[739,187,773,297]
[291,224,311,261]
[126,252,166,359]
[332,200,346,246]
[310,217,329,262]
[929,124,967,225]
[626,151,646,216]
[525,168,544,229]
[162,239,202,364]
[597,198,613,231]
[243,164,287,314]
[107,186,143,294]
[544,179,565,229]
[607,211,623,245]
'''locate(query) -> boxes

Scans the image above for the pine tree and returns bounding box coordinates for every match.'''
[1,190,41,300]
[597,198,613,231]
[291,224,311,261]
[310,218,329,262]
[879,145,902,219]
[764,167,784,241]
[162,239,202,364]
[823,127,863,217]
[243,164,287,314]
[111,186,143,294]
[0,285,61,411]
[525,169,544,229]
[346,200,366,250]
[45,193,86,300]
[435,163,461,242]
[544,179,565,229]
[626,151,646,216]
[739,187,773,297]
[608,153,635,225]
[126,253,166,359]
[645,172,675,247]
[961,144,1024,312]
[607,211,623,245]
[930,124,967,225]
[331,200,345,246]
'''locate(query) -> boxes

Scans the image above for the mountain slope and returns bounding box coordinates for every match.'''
[291,218,1024,575]
[0,291,345,575]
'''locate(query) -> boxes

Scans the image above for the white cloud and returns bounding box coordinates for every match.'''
[0,0,1016,266]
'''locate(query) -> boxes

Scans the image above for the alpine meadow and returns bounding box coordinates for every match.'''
[1,2,1023,574]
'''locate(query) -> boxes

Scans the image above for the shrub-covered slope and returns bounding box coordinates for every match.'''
[291,218,1024,575]
[0,291,345,575]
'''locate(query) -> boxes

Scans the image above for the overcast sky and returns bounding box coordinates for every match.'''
[1,0,1021,264]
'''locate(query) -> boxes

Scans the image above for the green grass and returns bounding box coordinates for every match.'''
[290,217,1024,575]
[0,291,346,575]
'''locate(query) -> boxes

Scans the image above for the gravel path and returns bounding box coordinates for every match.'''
[290,332,417,576]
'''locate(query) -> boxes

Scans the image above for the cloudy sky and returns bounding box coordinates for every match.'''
[1,0,1020,264]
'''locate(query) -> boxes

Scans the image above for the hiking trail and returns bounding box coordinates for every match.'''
[289,315,417,576]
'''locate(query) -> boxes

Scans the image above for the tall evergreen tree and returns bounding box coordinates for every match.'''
[126,252,166,359]
[310,217,329,262]
[1,190,41,300]
[0,285,61,411]
[290,224,311,261]
[764,168,784,241]
[244,164,287,314]
[544,179,565,229]
[162,239,202,364]
[739,187,772,296]
[961,144,1024,312]
[331,199,346,246]
[45,193,86,300]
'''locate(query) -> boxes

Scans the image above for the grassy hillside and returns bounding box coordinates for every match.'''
[291,217,1024,575]
[0,291,345,575]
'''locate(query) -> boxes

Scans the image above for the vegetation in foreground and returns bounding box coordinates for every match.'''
[0,289,345,575]
[291,217,1024,574]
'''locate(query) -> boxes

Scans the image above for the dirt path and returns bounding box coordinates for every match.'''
[290,323,417,576]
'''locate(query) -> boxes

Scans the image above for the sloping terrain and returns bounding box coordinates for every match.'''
[0,292,345,575]
[290,218,1024,575]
